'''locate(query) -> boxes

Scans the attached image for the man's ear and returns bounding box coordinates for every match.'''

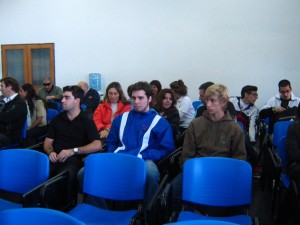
[149,96,152,102]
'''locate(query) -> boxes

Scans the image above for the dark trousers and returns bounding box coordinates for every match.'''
[50,156,83,204]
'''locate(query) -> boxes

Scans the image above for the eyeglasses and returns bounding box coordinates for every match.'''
[43,83,51,86]
[249,93,258,97]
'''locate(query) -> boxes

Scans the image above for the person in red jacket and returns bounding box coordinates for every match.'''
[93,82,131,139]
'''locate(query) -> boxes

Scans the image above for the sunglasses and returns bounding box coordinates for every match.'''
[43,83,51,86]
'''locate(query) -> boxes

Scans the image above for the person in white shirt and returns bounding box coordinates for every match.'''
[170,79,195,133]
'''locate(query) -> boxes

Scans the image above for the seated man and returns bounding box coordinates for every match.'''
[37,77,63,110]
[230,85,259,165]
[196,81,236,118]
[0,77,27,147]
[77,81,100,118]
[171,84,247,212]
[106,81,174,204]
[44,85,102,203]
[260,79,300,134]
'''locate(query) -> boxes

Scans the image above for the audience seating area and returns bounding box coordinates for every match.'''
[1,110,300,224]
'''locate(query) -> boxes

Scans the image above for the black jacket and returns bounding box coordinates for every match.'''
[0,94,27,142]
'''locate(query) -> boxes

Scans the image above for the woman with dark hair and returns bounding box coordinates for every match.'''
[150,80,162,106]
[93,82,131,139]
[154,88,180,141]
[19,83,47,140]
[170,79,195,133]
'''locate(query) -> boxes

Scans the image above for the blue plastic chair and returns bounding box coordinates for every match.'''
[0,208,85,225]
[46,108,59,123]
[0,149,49,211]
[177,157,253,225]
[277,136,291,188]
[165,220,239,225]
[68,153,146,225]
[273,120,293,148]
[192,100,203,111]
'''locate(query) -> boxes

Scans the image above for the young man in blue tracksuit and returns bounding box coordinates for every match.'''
[106,81,175,205]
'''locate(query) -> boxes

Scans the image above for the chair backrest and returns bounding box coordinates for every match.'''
[192,100,203,110]
[273,120,293,147]
[83,153,146,201]
[277,136,288,168]
[165,220,239,225]
[0,208,85,225]
[20,119,27,139]
[183,157,252,207]
[0,149,49,194]
[46,108,59,123]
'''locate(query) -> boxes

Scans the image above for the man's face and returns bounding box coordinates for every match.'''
[244,91,258,104]
[43,80,53,91]
[0,82,10,97]
[61,91,77,111]
[131,90,151,113]
[199,89,205,101]
[205,95,225,116]
[279,86,292,100]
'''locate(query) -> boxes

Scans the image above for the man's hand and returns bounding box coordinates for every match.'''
[49,151,58,163]
[57,149,74,162]
[274,106,286,113]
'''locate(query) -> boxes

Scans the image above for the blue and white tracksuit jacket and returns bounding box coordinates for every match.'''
[106,109,175,161]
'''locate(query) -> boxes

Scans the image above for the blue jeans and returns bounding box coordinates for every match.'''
[77,159,160,208]
[145,160,160,205]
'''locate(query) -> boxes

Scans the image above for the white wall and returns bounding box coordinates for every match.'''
[1,0,300,108]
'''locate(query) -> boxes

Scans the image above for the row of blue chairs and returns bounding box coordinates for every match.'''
[0,208,242,225]
[259,119,300,222]
[0,208,245,225]
[0,149,257,225]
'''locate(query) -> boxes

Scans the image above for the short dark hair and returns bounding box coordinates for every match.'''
[199,81,214,91]
[170,79,187,96]
[278,79,291,89]
[0,77,20,93]
[63,85,84,102]
[128,81,152,98]
[241,85,258,98]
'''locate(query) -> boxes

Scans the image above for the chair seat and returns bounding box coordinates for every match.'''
[281,173,291,188]
[68,203,138,225]
[0,199,22,211]
[178,211,252,225]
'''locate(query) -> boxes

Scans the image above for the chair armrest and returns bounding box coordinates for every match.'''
[22,170,70,211]
[157,147,182,180]
[39,170,72,211]
[146,174,172,225]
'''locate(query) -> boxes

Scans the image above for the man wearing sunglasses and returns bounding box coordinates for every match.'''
[37,77,63,102]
